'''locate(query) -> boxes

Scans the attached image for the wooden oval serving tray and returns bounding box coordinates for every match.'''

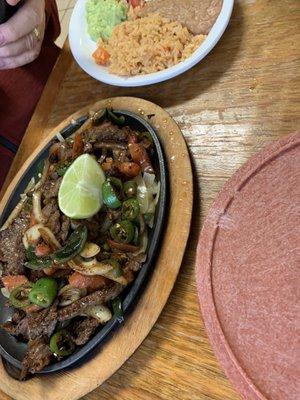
[0,97,193,400]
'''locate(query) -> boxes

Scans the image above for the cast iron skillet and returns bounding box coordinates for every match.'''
[0,110,167,377]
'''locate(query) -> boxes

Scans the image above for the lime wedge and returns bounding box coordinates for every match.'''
[58,154,105,219]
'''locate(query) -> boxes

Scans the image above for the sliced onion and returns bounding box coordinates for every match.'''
[0,195,28,231]
[22,223,44,249]
[38,226,61,249]
[32,191,46,224]
[133,230,148,257]
[80,242,100,258]
[134,173,160,215]
[68,258,113,276]
[56,132,65,143]
[81,305,112,324]
[1,287,10,298]
[100,270,128,286]
[34,159,50,190]
[58,285,87,307]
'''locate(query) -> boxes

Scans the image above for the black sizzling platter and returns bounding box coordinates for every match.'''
[0,110,167,376]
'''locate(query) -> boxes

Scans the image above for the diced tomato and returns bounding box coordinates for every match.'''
[129,0,142,7]
[29,213,37,227]
[1,275,29,292]
[24,304,42,313]
[101,160,113,172]
[92,47,110,66]
[69,272,107,290]
[35,244,51,257]
[117,161,141,177]
[72,133,84,159]
[128,142,153,172]
[107,239,139,253]
[128,133,138,144]
[43,265,59,276]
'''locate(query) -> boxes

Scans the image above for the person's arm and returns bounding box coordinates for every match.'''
[0,0,46,69]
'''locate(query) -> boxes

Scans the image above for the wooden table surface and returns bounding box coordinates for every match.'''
[1,1,299,399]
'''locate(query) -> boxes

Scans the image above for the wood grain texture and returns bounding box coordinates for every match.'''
[1,1,299,399]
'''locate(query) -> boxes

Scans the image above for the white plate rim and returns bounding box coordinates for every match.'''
[69,0,234,87]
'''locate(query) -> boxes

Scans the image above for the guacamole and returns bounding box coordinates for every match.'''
[86,0,128,42]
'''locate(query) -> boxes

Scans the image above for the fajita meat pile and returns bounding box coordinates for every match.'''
[0,109,160,380]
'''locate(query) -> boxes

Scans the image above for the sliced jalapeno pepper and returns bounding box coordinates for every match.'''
[111,296,123,319]
[25,245,52,270]
[110,220,134,244]
[102,177,122,209]
[123,181,137,198]
[49,330,75,357]
[9,283,33,309]
[52,225,87,263]
[29,277,58,308]
[122,198,140,221]
[102,259,122,278]
[25,257,52,270]
[106,109,125,126]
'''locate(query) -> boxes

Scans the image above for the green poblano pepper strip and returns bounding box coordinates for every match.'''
[52,225,88,263]
[106,109,126,126]
[25,257,52,270]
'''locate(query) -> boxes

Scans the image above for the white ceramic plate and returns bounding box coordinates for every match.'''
[69,0,234,87]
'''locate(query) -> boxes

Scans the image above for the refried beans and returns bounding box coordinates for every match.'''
[135,0,223,35]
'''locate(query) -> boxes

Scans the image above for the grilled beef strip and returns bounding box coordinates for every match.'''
[58,283,123,321]
[20,336,52,380]
[41,177,62,203]
[2,301,58,341]
[69,317,100,346]
[81,122,130,144]
[0,212,30,276]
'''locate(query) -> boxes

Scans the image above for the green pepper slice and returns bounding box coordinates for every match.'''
[52,225,87,263]
[9,283,33,309]
[123,181,137,198]
[49,330,75,357]
[111,296,123,319]
[102,177,122,209]
[106,109,125,126]
[110,220,134,244]
[102,259,122,278]
[25,257,52,270]
[25,245,52,270]
[28,277,58,308]
[122,198,140,221]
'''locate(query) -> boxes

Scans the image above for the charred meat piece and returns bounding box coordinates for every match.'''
[20,336,52,380]
[58,283,122,321]
[42,199,61,235]
[58,216,70,243]
[0,213,29,276]
[4,302,58,341]
[41,177,62,203]
[69,317,100,346]
[81,122,130,144]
